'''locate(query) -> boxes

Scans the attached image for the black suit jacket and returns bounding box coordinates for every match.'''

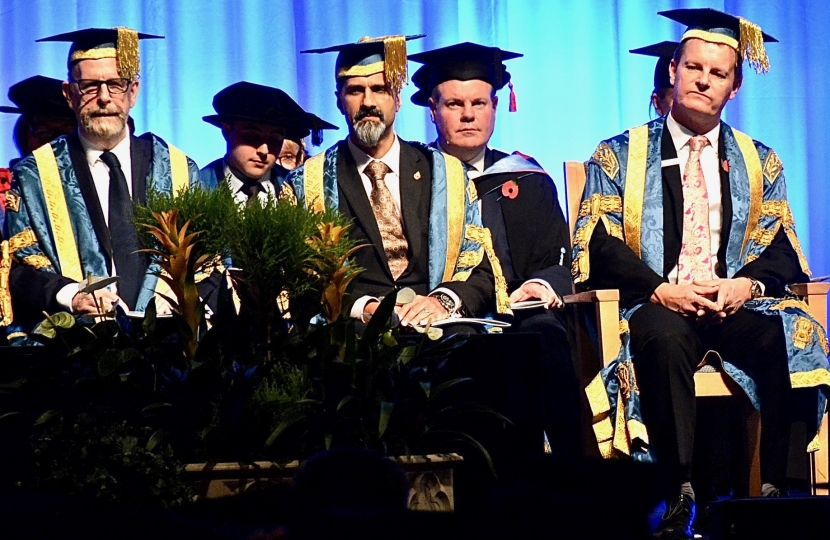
[479,148,573,297]
[9,132,155,316]
[336,139,495,317]
[586,127,807,308]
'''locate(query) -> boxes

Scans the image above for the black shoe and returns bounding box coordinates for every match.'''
[654,493,696,540]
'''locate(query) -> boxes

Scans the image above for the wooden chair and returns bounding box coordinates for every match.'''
[563,160,830,496]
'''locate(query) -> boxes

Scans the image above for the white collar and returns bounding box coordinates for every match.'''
[436,140,486,172]
[79,130,131,168]
[666,112,721,152]
[347,134,401,178]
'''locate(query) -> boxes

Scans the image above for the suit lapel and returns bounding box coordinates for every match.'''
[67,132,113,267]
[130,134,152,205]
[336,141,388,267]
[661,127,683,277]
[398,140,427,268]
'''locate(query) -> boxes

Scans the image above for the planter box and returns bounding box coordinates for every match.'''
[185,452,462,512]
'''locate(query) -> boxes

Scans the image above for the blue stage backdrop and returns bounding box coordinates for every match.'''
[2,0,829,275]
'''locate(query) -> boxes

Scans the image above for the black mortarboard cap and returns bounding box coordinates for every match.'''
[630,41,679,91]
[658,8,777,73]
[286,113,338,147]
[0,75,74,119]
[302,34,425,94]
[408,42,522,109]
[203,81,310,134]
[37,27,163,80]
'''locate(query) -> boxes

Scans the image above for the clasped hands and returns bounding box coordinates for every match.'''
[363,295,449,326]
[650,277,754,323]
[71,289,173,315]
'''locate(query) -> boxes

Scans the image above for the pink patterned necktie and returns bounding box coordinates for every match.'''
[365,160,409,280]
[677,135,713,284]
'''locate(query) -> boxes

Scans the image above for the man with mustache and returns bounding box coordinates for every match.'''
[1,27,200,339]
[574,9,830,538]
[408,42,579,459]
[200,82,337,206]
[289,35,504,327]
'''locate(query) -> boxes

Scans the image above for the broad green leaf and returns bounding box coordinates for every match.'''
[98,350,124,377]
[397,345,417,365]
[141,403,173,414]
[146,429,167,452]
[420,381,431,399]
[34,409,59,426]
[336,395,352,411]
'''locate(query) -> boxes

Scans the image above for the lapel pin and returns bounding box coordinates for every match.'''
[502,180,519,199]
[413,171,421,181]
[722,159,730,173]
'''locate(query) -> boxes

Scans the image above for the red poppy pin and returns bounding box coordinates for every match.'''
[0,169,11,192]
[413,171,422,181]
[502,180,519,199]
[722,159,729,173]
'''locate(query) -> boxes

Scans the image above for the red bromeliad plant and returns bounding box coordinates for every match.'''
[305,222,367,324]
[138,209,208,361]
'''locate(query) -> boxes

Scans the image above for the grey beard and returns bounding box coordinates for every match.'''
[354,119,386,148]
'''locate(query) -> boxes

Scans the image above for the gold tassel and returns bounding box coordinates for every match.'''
[357,35,408,94]
[739,17,770,74]
[116,26,140,81]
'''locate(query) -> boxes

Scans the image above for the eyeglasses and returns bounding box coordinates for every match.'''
[71,78,132,96]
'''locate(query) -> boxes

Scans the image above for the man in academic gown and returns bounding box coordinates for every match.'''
[573,9,830,539]
[289,35,504,326]
[2,27,200,337]
[408,42,580,459]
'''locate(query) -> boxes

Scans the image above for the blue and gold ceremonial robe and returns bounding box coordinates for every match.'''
[572,117,830,461]
[4,132,200,325]
[287,138,508,317]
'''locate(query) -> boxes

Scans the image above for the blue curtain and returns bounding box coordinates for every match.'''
[2,0,829,274]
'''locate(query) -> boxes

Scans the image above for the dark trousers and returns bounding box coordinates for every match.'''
[511,308,581,460]
[629,304,792,487]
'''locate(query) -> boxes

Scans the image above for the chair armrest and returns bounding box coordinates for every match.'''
[790,282,829,329]
[564,289,622,366]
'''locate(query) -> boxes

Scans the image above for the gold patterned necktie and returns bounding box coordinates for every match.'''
[365,159,409,279]
[677,135,713,284]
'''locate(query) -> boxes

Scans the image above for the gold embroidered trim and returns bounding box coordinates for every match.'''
[337,60,385,78]
[763,150,783,184]
[613,388,630,455]
[586,372,614,458]
[70,47,117,62]
[793,317,814,350]
[816,323,829,356]
[733,129,763,260]
[6,331,27,340]
[303,152,326,214]
[759,200,811,275]
[23,254,52,269]
[628,419,649,446]
[0,241,11,326]
[457,247,484,269]
[682,29,739,50]
[33,144,82,281]
[591,142,619,179]
[167,142,190,195]
[577,194,623,218]
[464,224,510,314]
[790,368,830,389]
[466,178,478,203]
[451,270,471,282]
[624,124,649,258]
[783,227,811,277]
[745,253,759,264]
[771,298,812,314]
[5,190,20,212]
[607,219,624,240]
[278,182,297,205]
[618,363,633,401]
[594,417,614,444]
[807,432,821,453]
[619,319,630,335]
[442,154,466,283]
[748,223,779,247]
[585,372,611,416]
[8,228,37,253]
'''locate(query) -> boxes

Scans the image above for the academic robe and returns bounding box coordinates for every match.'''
[287,138,506,318]
[3,132,200,335]
[572,116,830,461]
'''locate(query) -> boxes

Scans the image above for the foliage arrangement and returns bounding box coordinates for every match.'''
[0,186,507,509]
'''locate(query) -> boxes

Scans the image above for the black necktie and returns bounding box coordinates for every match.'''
[241,179,263,207]
[100,150,142,309]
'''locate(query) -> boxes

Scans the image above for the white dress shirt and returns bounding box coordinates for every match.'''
[665,113,723,283]
[348,135,462,320]
[56,133,133,309]
[224,162,277,206]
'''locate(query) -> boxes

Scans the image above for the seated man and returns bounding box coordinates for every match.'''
[200,81,337,205]
[408,42,579,458]
[290,35,504,326]
[3,27,200,336]
[630,41,678,118]
[573,9,830,539]
[0,75,78,168]
[279,113,336,172]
